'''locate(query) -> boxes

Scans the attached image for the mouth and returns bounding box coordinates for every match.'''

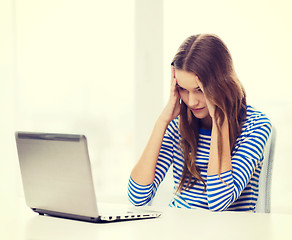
[191,107,205,112]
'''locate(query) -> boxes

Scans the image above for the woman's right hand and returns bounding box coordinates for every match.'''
[159,67,181,124]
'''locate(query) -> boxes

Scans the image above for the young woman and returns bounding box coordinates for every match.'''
[128,34,272,211]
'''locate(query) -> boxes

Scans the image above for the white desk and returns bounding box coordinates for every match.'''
[2,203,292,240]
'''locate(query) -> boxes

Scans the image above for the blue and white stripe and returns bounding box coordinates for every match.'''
[128,105,272,212]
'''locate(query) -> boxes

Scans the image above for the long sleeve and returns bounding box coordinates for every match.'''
[206,113,272,211]
[127,119,178,206]
[128,106,272,212]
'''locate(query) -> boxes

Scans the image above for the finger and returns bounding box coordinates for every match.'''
[173,78,180,98]
[170,78,179,99]
[171,66,175,83]
[170,77,176,93]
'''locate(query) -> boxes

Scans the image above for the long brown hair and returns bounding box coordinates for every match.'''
[171,34,246,192]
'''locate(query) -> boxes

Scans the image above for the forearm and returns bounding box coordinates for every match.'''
[131,67,179,186]
[206,118,272,211]
[130,118,170,185]
[207,118,232,175]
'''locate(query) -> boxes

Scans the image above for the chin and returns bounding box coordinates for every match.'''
[191,110,209,119]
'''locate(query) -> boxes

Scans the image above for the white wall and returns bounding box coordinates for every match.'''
[162,0,292,213]
[134,0,164,160]
[0,0,18,225]
[2,0,135,209]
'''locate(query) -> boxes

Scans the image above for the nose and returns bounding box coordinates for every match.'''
[188,92,199,107]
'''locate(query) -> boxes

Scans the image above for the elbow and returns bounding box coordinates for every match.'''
[208,204,229,212]
[127,191,152,207]
[127,177,155,206]
[129,201,147,207]
[206,181,236,212]
[207,196,234,212]
[128,196,151,207]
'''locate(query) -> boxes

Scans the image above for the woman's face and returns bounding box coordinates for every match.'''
[175,69,211,125]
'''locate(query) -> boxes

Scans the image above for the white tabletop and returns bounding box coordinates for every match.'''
[2,202,292,240]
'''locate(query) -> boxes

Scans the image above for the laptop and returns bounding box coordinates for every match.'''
[15,131,161,223]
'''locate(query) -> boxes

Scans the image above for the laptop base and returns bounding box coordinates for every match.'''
[32,208,100,223]
[32,208,160,223]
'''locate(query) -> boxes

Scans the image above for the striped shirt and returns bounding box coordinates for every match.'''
[128,105,272,212]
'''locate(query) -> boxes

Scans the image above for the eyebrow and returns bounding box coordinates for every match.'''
[176,83,201,90]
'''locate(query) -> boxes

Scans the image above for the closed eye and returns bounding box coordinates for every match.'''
[176,84,186,91]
